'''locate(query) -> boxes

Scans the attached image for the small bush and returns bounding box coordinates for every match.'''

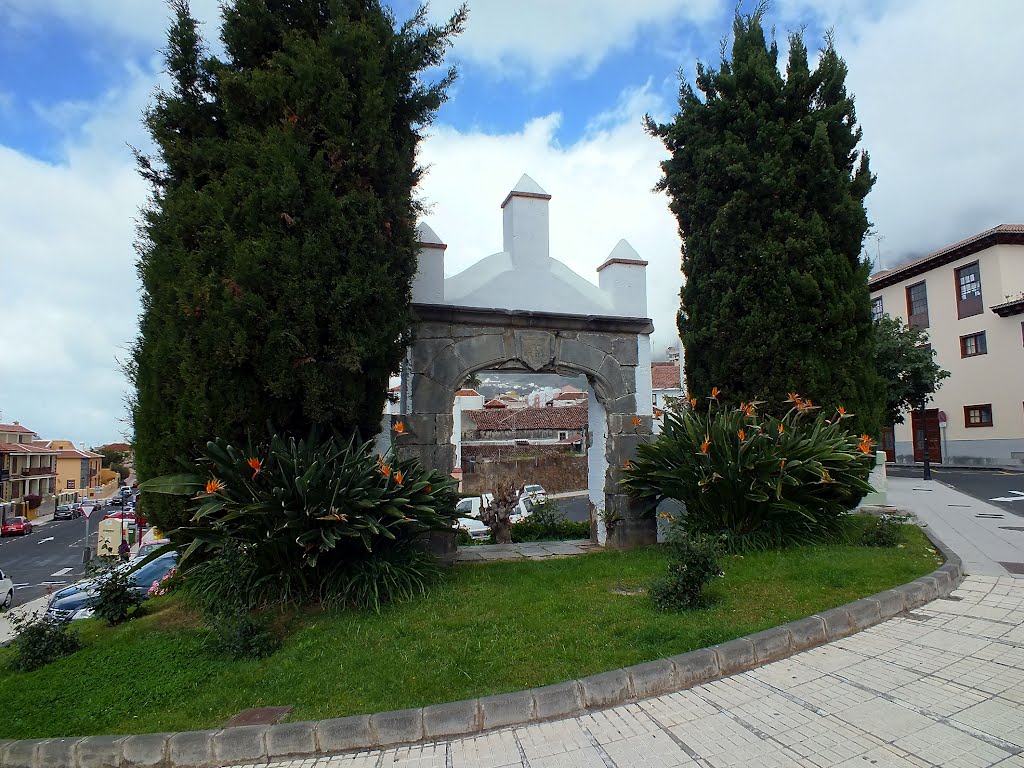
[510,501,590,542]
[326,543,442,612]
[861,514,908,548]
[207,609,280,660]
[90,567,144,625]
[7,613,82,671]
[650,533,722,611]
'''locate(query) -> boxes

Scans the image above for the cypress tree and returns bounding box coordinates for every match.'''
[647,10,883,436]
[132,0,464,530]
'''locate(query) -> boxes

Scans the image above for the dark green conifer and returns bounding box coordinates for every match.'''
[647,10,883,436]
[132,0,464,530]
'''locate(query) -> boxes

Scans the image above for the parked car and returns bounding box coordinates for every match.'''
[519,484,547,504]
[1,517,33,536]
[53,504,75,521]
[46,552,178,622]
[455,516,490,541]
[70,501,84,517]
[454,493,494,519]
[0,568,13,610]
[108,496,124,507]
[509,496,536,525]
[104,509,148,527]
[130,539,171,564]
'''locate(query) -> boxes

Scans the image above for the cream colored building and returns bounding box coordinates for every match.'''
[48,440,104,500]
[0,422,58,519]
[869,224,1024,467]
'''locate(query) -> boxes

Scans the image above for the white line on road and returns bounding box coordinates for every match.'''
[37,536,55,544]
[41,581,66,586]
[13,583,29,588]
[50,567,73,577]
[989,491,1024,503]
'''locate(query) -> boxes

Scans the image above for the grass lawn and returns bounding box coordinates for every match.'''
[0,519,941,739]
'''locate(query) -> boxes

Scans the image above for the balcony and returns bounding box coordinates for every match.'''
[20,466,55,477]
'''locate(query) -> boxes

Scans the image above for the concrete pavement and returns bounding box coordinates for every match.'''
[888,476,1024,578]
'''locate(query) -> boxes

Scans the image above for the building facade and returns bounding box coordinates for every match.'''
[49,440,104,500]
[0,423,58,519]
[869,225,1024,467]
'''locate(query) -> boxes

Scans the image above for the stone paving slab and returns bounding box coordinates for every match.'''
[454,540,599,563]
[252,575,1024,768]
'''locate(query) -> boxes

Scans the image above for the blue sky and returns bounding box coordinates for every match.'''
[1,0,1022,447]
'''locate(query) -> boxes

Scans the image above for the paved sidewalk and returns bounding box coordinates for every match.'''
[252,574,1024,768]
[455,540,599,563]
[888,476,1024,578]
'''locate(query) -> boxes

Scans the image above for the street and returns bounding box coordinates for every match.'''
[548,494,589,523]
[888,465,1024,518]
[0,513,99,608]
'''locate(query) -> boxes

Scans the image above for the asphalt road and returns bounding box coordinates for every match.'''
[0,511,101,607]
[888,465,1024,518]
[549,494,589,522]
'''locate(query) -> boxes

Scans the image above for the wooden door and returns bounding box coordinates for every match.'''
[911,409,942,464]
[881,425,896,463]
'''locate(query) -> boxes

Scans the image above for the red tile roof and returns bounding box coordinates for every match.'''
[0,423,34,434]
[467,405,586,432]
[869,224,1024,290]
[652,362,682,390]
[0,443,57,454]
[483,399,508,409]
[454,388,482,397]
[97,442,132,452]
[552,391,587,401]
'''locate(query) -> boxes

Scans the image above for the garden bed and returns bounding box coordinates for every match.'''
[0,518,940,740]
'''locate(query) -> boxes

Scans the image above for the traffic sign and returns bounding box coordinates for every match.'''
[82,505,95,519]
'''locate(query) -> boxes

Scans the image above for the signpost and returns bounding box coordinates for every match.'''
[82,504,94,563]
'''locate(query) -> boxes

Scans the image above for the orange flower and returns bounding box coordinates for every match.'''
[689,397,698,408]
[744,404,756,417]
[623,460,631,469]
[700,434,711,454]
[836,406,846,417]
[205,478,224,494]
[246,457,262,476]
[805,398,814,409]
[786,392,800,403]
[393,421,405,435]
[778,423,784,435]
[710,387,720,399]
[654,408,664,419]
[425,485,432,493]
[394,470,404,486]
[779,459,786,470]
[380,463,392,478]
[738,429,746,441]
[632,416,641,427]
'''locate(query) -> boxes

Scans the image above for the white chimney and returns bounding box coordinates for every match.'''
[501,174,551,268]
[596,239,648,317]
[411,222,446,304]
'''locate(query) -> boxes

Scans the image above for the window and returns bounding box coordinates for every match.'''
[652,393,658,405]
[955,262,983,319]
[964,404,993,428]
[960,331,988,358]
[557,431,569,441]
[871,296,884,321]
[906,281,929,328]
[66,479,75,489]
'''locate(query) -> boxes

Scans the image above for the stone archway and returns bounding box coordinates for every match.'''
[395,304,657,548]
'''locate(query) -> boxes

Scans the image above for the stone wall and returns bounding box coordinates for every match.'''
[461,455,588,495]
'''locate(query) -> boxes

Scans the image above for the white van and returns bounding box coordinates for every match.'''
[455,493,494,519]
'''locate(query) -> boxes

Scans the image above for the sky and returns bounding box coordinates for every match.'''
[1,0,1022,448]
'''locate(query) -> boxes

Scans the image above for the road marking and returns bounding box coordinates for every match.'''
[51,567,73,577]
[41,581,66,586]
[989,491,1024,503]
[37,536,55,544]
[13,583,29,588]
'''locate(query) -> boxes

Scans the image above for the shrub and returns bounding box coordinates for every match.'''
[650,532,722,611]
[24,495,41,510]
[323,541,442,612]
[860,514,908,548]
[7,613,82,671]
[90,567,144,625]
[510,501,590,542]
[623,394,876,552]
[207,608,280,660]
[141,428,458,608]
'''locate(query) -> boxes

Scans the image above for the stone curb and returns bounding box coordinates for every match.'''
[1,527,964,768]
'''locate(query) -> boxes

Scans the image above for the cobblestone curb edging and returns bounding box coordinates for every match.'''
[0,527,963,768]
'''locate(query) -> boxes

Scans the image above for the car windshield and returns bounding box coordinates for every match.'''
[10,517,25,524]
[130,555,177,587]
[525,485,543,493]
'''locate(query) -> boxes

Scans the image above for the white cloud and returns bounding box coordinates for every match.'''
[417,82,684,354]
[425,0,721,80]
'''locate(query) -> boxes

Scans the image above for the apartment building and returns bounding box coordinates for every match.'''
[0,422,58,518]
[47,439,104,499]
[868,224,1024,467]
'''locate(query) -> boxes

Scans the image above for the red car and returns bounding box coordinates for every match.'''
[1,516,33,536]
[104,509,148,527]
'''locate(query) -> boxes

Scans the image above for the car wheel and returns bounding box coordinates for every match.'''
[2,591,12,610]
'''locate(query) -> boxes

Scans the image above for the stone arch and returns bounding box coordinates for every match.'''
[394,305,657,548]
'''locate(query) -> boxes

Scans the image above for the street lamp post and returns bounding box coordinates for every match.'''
[919,397,932,481]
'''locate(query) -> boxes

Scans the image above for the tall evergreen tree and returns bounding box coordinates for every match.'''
[647,10,883,436]
[132,0,464,530]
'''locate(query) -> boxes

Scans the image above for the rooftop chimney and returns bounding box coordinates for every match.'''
[501,174,551,268]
